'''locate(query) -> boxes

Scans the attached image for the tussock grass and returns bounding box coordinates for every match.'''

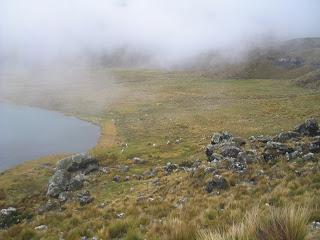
[153,218,197,240]
[198,206,310,240]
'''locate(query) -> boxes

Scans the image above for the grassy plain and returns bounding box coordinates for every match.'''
[0,68,320,239]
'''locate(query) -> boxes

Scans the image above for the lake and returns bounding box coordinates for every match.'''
[0,102,100,171]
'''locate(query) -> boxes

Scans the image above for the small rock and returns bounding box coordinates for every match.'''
[211,132,233,145]
[250,135,272,143]
[35,225,48,231]
[113,175,121,182]
[116,213,125,218]
[302,152,315,161]
[311,221,320,229]
[285,151,301,160]
[132,157,147,164]
[77,191,94,206]
[125,176,130,181]
[208,153,222,162]
[206,176,229,193]
[164,162,178,174]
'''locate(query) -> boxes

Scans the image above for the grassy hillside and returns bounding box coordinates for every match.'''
[295,69,320,89]
[191,38,320,80]
[0,69,320,239]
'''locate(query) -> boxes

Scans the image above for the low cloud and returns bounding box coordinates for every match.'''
[1,0,320,66]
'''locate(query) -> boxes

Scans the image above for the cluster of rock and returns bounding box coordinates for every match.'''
[206,119,319,167]
[202,118,320,193]
[274,56,304,68]
[46,153,98,206]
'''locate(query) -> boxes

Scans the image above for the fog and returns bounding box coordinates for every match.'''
[1,0,320,67]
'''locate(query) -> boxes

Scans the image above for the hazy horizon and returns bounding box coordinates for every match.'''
[1,0,320,67]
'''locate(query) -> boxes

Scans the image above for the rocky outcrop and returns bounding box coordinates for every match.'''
[46,153,98,200]
[205,119,319,167]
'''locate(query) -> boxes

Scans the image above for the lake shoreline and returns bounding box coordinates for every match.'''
[0,101,102,172]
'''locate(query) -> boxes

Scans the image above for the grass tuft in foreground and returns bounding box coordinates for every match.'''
[198,206,309,240]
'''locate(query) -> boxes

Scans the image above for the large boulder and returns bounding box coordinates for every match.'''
[56,153,98,173]
[294,119,319,136]
[47,170,71,197]
[47,154,99,198]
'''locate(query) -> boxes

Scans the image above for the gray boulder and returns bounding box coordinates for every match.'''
[294,119,319,136]
[47,170,71,197]
[56,153,98,174]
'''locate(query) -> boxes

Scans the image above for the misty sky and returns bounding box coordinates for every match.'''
[1,0,320,65]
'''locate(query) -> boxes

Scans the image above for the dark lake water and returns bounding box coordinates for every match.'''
[0,102,100,171]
